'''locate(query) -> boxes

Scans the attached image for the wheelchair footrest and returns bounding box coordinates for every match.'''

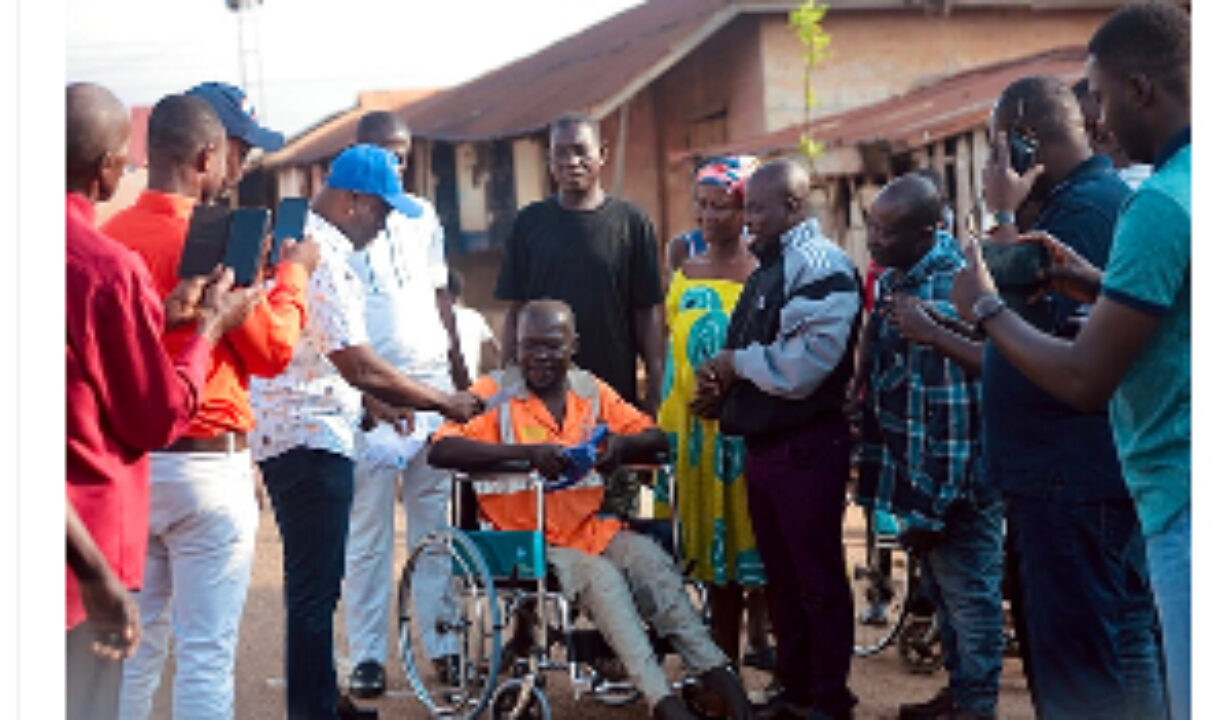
[567,627,674,664]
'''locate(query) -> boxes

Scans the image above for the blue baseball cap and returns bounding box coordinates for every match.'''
[185,81,284,151]
[326,144,423,218]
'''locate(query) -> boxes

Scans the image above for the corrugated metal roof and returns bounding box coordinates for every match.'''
[400,0,739,141]
[683,45,1086,161]
[263,0,1147,163]
[261,88,438,168]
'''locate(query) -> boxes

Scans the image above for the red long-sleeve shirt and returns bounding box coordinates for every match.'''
[102,190,308,437]
[66,192,213,630]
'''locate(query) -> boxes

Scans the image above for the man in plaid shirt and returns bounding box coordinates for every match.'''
[856,174,1004,720]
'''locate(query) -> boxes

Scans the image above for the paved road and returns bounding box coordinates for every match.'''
[146,504,1035,719]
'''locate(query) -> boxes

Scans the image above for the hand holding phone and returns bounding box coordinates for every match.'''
[270,197,309,267]
[178,205,230,280]
[223,208,271,287]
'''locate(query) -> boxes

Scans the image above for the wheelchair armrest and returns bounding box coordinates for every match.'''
[452,458,534,478]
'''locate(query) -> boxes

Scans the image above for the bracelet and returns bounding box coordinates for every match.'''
[993,211,1016,226]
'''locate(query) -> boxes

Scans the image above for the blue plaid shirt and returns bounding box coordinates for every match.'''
[857,233,983,532]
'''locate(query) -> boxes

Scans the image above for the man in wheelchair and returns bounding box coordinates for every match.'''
[429,300,752,720]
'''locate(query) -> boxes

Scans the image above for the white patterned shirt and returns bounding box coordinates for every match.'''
[250,211,368,462]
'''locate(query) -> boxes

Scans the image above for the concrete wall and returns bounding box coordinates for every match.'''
[643,15,769,242]
[759,8,1109,132]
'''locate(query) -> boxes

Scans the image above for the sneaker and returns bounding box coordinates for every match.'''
[347,659,386,699]
[897,686,954,720]
[857,601,890,627]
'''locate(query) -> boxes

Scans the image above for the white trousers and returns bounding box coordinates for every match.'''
[119,450,257,720]
[343,438,456,664]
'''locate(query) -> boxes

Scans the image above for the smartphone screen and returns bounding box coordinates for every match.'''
[178,205,231,279]
[223,207,270,286]
[270,197,309,266]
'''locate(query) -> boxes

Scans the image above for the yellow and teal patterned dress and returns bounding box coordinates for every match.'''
[655,270,765,587]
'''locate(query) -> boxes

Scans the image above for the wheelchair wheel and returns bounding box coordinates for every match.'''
[845,505,911,656]
[897,615,945,675]
[490,678,552,720]
[397,527,501,719]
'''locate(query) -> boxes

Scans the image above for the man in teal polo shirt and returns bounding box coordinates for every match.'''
[949,3,1190,718]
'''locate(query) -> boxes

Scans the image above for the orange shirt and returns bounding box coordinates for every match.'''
[102,190,308,438]
[434,373,654,555]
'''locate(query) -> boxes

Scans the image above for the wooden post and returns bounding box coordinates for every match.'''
[954,131,971,240]
[612,102,630,197]
[972,127,991,231]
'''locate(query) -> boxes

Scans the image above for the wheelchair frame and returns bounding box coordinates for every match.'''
[396,456,706,719]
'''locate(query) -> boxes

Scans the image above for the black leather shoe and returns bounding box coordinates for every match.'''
[690,665,753,720]
[348,659,386,699]
[653,695,700,720]
[336,693,378,719]
[898,686,954,720]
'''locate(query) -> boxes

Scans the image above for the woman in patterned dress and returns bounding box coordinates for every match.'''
[656,156,768,666]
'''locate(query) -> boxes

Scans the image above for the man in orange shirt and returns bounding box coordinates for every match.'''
[101,93,318,720]
[429,300,751,720]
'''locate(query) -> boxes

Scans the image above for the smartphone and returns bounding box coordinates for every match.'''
[1008,131,1039,175]
[269,197,309,266]
[177,205,231,279]
[981,240,1047,290]
[223,207,271,286]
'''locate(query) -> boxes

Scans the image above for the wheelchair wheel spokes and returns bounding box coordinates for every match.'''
[846,505,910,656]
[398,528,501,719]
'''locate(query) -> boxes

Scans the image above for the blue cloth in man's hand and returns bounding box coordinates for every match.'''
[559,424,608,486]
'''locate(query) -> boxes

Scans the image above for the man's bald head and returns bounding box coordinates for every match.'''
[147,94,227,190]
[874,173,943,229]
[751,159,810,204]
[356,111,411,165]
[517,299,578,393]
[519,299,576,339]
[866,173,941,270]
[66,82,130,199]
[993,75,1089,149]
[743,158,813,247]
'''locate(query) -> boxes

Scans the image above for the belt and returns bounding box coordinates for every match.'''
[164,432,248,453]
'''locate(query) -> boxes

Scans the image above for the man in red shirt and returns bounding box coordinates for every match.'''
[65,82,258,720]
[102,93,317,720]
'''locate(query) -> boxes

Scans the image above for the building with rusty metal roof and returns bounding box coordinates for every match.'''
[260,0,1175,315]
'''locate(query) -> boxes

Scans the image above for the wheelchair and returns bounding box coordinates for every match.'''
[394,452,711,719]
[845,500,945,675]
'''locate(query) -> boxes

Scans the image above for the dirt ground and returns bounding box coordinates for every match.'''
[146,504,1036,719]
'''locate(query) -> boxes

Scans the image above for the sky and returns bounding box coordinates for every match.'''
[66,0,645,138]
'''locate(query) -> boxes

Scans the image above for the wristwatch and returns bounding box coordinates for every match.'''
[971,293,1007,334]
[993,210,1016,226]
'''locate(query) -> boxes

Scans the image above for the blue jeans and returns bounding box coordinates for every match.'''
[260,448,355,720]
[921,493,1005,718]
[1007,495,1167,720]
[1145,505,1190,720]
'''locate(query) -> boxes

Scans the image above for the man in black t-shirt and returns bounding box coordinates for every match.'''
[495,114,664,415]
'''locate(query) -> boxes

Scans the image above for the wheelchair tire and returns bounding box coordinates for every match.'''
[846,505,911,656]
[397,527,501,719]
[897,615,945,675]
[490,678,552,720]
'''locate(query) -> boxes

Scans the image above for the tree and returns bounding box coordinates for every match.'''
[788,0,832,161]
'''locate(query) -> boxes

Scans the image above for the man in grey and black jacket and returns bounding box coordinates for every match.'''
[694,159,861,720]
